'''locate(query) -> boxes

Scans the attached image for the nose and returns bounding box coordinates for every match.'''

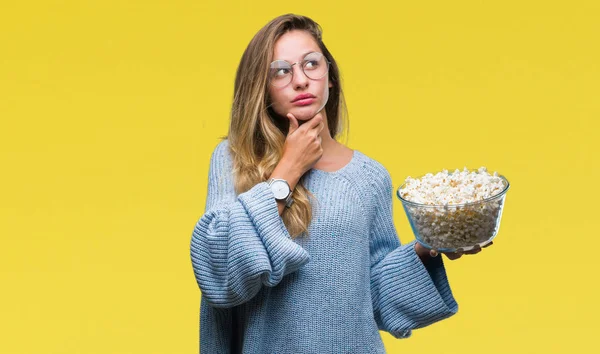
[291,63,309,89]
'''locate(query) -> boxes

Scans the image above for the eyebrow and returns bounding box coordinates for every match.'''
[274,51,320,63]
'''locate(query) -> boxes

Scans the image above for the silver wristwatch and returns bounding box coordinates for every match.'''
[267,178,295,208]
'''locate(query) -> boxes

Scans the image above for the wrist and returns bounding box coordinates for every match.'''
[414,242,434,263]
[270,159,302,189]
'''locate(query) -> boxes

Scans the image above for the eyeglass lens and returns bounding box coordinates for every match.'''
[269,52,329,87]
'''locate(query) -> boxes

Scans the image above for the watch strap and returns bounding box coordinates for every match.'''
[285,193,294,208]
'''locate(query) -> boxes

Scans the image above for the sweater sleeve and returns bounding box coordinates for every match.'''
[369,166,458,339]
[190,140,310,308]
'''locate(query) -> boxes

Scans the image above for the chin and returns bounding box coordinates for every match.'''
[293,104,321,119]
[295,114,313,121]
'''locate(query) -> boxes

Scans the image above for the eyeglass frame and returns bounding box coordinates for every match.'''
[268,51,331,87]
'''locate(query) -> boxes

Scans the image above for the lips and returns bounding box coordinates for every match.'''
[292,93,316,102]
[293,98,315,106]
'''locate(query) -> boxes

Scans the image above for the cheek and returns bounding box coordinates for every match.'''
[321,81,330,105]
[268,90,285,113]
[323,84,330,100]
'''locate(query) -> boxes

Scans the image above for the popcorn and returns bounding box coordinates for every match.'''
[398,167,509,250]
[399,166,504,206]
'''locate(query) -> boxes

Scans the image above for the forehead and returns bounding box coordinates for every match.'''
[273,30,320,62]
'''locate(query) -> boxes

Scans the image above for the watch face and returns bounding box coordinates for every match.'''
[271,180,290,199]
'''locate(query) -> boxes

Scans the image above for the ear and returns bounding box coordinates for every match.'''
[328,81,333,88]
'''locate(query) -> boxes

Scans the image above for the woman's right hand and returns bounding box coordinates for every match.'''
[282,111,325,176]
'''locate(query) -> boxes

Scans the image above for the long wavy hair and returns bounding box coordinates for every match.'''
[219,14,349,239]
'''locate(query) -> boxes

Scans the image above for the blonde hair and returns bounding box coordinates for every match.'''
[219,14,349,239]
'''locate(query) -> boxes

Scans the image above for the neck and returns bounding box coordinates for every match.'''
[318,116,338,155]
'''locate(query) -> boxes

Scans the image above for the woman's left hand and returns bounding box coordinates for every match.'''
[414,241,493,261]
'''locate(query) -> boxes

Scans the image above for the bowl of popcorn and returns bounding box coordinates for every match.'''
[396,167,510,253]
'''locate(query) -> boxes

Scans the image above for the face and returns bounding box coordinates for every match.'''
[268,30,333,121]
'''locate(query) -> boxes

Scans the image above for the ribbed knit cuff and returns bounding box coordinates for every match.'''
[375,240,458,339]
[422,247,458,315]
[238,181,311,287]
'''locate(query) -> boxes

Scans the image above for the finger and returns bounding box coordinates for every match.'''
[304,112,323,130]
[286,113,299,136]
[482,241,493,248]
[296,114,321,133]
[311,122,325,139]
[445,253,462,260]
[308,120,322,132]
[463,245,482,255]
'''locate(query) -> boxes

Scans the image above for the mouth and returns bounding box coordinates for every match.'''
[293,97,316,106]
[292,94,316,103]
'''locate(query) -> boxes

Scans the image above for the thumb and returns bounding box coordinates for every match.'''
[286,113,299,136]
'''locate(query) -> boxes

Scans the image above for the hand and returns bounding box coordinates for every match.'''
[281,111,325,176]
[414,241,493,261]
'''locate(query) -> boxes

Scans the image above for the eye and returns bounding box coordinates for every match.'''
[304,60,319,70]
[275,68,291,76]
[270,60,292,77]
[270,65,292,77]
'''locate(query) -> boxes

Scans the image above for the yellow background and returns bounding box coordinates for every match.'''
[1,1,597,353]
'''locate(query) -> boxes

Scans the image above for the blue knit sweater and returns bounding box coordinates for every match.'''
[190,139,458,353]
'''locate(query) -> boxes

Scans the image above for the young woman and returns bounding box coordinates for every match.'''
[190,13,487,354]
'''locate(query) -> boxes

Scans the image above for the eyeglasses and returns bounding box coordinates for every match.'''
[269,52,330,88]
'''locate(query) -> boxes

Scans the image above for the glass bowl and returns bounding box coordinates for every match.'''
[396,174,510,253]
